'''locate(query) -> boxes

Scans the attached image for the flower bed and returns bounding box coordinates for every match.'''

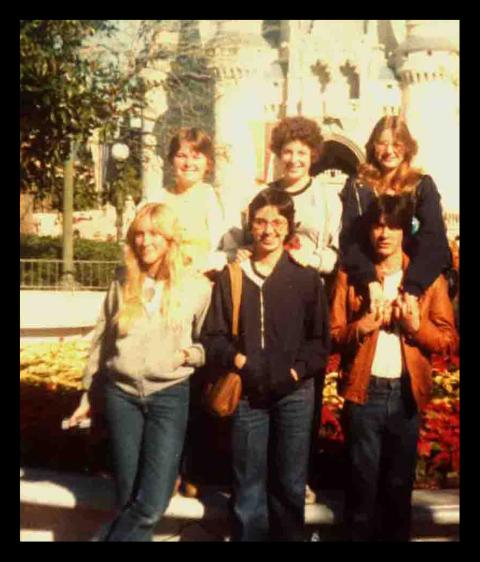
[317,353,460,490]
[20,343,460,489]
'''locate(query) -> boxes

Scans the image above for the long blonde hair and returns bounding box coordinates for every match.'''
[357,116,423,194]
[117,203,192,335]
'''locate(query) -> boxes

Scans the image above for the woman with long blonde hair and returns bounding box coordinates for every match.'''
[66,203,212,541]
[339,115,451,315]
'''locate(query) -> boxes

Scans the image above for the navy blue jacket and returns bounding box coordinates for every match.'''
[339,175,451,296]
[201,252,330,403]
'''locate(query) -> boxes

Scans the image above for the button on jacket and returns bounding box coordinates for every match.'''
[330,254,458,410]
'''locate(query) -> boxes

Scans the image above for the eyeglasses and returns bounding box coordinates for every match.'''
[252,218,288,231]
[375,141,405,151]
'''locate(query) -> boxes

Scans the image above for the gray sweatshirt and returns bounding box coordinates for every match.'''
[82,271,212,397]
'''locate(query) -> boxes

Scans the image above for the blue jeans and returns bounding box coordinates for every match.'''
[98,379,189,542]
[342,376,420,541]
[231,379,314,542]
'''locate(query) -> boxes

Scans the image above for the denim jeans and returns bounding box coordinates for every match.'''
[231,378,314,542]
[342,376,420,542]
[98,379,189,542]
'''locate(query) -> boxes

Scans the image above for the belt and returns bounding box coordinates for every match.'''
[369,375,402,389]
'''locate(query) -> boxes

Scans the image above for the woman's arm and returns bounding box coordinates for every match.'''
[182,277,213,368]
[292,273,331,379]
[316,186,342,274]
[403,175,451,297]
[81,279,118,391]
[200,269,239,370]
[204,187,230,271]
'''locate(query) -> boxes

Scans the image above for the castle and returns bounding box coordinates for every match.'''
[135,20,459,238]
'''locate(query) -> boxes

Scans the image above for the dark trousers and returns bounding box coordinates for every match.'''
[343,376,420,542]
[231,379,314,542]
[98,379,189,542]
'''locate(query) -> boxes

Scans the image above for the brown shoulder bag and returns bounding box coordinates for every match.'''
[202,262,243,417]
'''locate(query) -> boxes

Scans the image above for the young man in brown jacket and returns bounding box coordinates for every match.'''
[331,194,458,541]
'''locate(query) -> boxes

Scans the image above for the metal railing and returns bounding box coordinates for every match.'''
[20,259,120,290]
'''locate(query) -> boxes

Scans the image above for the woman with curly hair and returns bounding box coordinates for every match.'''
[230,116,342,277]
[66,203,212,541]
[339,115,451,315]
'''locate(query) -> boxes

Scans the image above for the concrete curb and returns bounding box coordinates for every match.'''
[20,467,459,529]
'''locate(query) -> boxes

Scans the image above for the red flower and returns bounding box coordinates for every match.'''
[284,235,301,251]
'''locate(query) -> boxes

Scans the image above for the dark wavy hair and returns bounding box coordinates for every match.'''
[270,116,324,164]
[357,116,423,194]
[248,187,295,243]
[167,127,214,174]
[363,193,414,239]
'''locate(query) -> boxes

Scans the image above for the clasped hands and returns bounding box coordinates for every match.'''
[357,282,420,338]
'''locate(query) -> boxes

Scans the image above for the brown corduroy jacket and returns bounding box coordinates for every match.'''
[330,255,458,410]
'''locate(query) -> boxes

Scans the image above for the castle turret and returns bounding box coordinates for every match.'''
[393,20,459,222]
[205,20,278,207]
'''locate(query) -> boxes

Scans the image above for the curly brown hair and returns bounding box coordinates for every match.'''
[270,116,324,164]
[357,116,423,194]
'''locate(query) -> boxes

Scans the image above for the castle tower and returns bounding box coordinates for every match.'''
[204,21,277,216]
[138,24,179,201]
[393,20,459,222]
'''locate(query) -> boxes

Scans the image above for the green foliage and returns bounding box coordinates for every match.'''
[20,20,142,197]
[20,234,122,261]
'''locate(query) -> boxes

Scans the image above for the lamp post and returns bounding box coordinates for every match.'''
[60,139,77,289]
[110,141,130,241]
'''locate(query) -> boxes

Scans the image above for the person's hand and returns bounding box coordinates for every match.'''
[287,247,311,268]
[173,349,189,368]
[234,353,247,370]
[65,393,91,428]
[290,368,299,381]
[393,293,420,335]
[235,247,252,263]
[368,281,385,318]
[357,311,383,338]
[380,300,393,329]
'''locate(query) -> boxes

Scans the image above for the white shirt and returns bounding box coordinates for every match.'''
[370,269,403,379]
[142,277,164,316]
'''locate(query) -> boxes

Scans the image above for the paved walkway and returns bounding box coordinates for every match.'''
[20,467,459,541]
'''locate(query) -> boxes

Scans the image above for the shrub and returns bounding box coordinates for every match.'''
[20,235,122,289]
[20,234,123,261]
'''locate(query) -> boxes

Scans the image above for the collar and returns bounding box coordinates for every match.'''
[240,250,291,288]
[374,253,410,286]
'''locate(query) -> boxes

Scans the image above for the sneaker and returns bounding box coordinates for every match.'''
[305,484,317,505]
[182,480,200,498]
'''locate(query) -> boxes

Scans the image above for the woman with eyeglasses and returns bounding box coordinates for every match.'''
[202,188,330,541]
[339,115,451,317]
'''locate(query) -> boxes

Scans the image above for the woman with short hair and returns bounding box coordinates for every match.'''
[203,188,330,541]
[155,127,227,274]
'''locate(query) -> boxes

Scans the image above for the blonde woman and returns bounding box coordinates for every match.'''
[66,204,212,541]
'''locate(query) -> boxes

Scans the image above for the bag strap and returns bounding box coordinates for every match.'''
[227,262,243,338]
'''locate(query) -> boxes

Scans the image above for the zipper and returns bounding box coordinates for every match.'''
[260,288,265,350]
